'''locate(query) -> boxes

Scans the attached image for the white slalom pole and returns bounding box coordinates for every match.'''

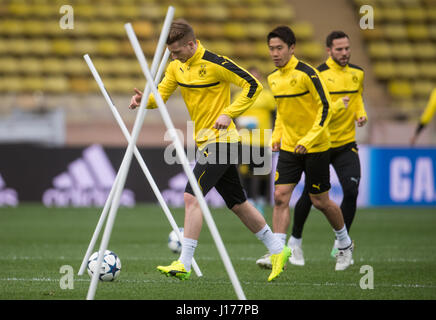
[86,7,175,300]
[125,24,247,300]
[82,52,203,278]
[77,49,166,276]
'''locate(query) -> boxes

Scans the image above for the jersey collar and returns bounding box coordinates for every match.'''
[326,56,348,71]
[184,40,205,66]
[279,55,299,73]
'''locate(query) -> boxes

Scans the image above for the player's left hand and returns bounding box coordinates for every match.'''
[213,114,232,130]
[294,144,307,154]
[357,116,367,127]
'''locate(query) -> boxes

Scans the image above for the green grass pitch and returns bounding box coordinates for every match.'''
[0,204,435,300]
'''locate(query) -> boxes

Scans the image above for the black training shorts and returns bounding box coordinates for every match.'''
[184,143,247,209]
[274,149,331,194]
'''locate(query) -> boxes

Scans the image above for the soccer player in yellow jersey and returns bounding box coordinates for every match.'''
[129,19,290,281]
[410,88,436,145]
[237,66,276,215]
[256,26,353,271]
[286,31,367,266]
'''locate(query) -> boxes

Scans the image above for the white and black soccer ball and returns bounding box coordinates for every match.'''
[87,250,121,281]
[168,228,184,254]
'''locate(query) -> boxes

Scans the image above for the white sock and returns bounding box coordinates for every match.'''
[178,237,197,272]
[288,235,302,247]
[255,225,283,254]
[274,233,287,246]
[334,226,351,249]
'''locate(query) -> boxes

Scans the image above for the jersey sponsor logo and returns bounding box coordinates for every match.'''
[312,183,321,190]
[42,144,135,207]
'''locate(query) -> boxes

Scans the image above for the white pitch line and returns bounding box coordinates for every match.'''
[1,277,435,289]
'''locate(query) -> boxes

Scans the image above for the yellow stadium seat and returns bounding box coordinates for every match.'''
[23,20,46,36]
[233,42,255,59]
[8,2,31,17]
[33,4,54,18]
[391,42,414,59]
[268,6,295,22]
[381,6,404,22]
[96,4,117,20]
[248,6,274,22]
[43,76,69,93]
[206,41,234,57]
[245,23,269,40]
[97,40,120,56]
[395,61,419,79]
[298,41,323,62]
[30,39,52,56]
[64,58,88,76]
[22,77,44,92]
[368,41,392,59]
[224,23,247,40]
[19,58,43,75]
[427,7,436,21]
[42,58,64,75]
[415,42,436,60]
[229,6,250,20]
[7,38,30,55]
[407,24,429,40]
[383,24,408,40]
[404,6,427,22]
[255,41,270,59]
[205,5,229,21]
[1,77,23,92]
[411,80,435,98]
[139,4,165,20]
[74,4,96,20]
[417,62,436,78]
[88,21,112,37]
[52,39,73,56]
[132,21,154,39]
[373,61,397,80]
[0,57,19,74]
[0,19,24,36]
[388,80,412,99]
[428,24,436,40]
[73,39,97,56]
[292,22,314,41]
[69,77,93,93]
[361,27,384,40]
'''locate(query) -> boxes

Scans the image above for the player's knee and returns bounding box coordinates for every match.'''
[310,196,328,211]
[274,189,289,208]
[184,192,198,210]
[342,180,359,201]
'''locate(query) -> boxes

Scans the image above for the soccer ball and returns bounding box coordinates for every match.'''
[168,227,184,254]
[87,250,121,281]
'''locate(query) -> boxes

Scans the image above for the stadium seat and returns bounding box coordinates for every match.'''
[417,62,436,79]
[245,23,269,40]
[411,80,435,98]
[395,61,419,79]
[43,76,69,94]
[381,6,404,22]
[42,58,64,75]
[383,24,408,40]
[52,39,73,56]
[388,80,413,99]
[415,42,436,60]
[224,23,247,40]
[73,39,98,56]
[373,61,396,80]
[368,41,393,59]
[97,40,120,56]
[292,22,314,41]
[30,39,52,56]
[391,42,414,59]
[298,41,323,62]
[0,57,19,74]
[132,21,154,39]
[407,24,429,40]
[19,58,43,75]
[64,58,88,76]
[404,6,427,22]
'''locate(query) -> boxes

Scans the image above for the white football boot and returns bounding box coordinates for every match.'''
[289,244,305,266]
[335,241,354,271]
[255,253,272,269]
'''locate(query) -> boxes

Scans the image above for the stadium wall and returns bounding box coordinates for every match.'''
[0,144,435,208]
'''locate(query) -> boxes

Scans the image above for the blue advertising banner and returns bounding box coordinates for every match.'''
[369,147,436,206]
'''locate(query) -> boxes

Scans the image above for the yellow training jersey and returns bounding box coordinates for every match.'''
[237,85,276,146]
[419,88,436,126]
[268,55,332,153]
[317,57,367,148]
[147,40,262,149]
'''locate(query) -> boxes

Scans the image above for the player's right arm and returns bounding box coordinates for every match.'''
[411,88,436,145]
[129,63,179,110]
